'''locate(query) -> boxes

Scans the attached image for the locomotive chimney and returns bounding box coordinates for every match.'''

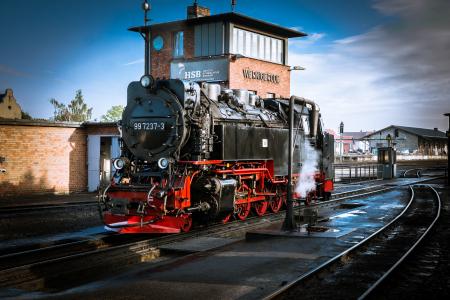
[187,1,211,19]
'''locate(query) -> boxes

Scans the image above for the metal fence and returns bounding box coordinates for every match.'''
[334,164,382,183]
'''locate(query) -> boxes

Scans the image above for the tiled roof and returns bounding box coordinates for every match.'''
[342,131,372,139]
[395,125,446,139]
[364,125,446,139]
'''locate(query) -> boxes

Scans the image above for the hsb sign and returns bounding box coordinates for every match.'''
[170,58,229,82]
[184,71,202,79]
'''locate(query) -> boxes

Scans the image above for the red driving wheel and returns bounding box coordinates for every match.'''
[253,200,268,216]
[269,186,284,213]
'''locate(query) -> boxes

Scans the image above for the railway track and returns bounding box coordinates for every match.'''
[0,176,441,294]
[0,178,407,269]
[401,168,422,178]
[364,183,449,299]
[265,184,441,300]
[0,209,287,291]
[0,201,97,215]
[0,180,414,292]
[1,168,442,215]
[400,166,447,179]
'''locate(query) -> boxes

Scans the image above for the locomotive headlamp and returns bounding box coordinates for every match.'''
[140,75,154,88]
[113,158,128,170]
[157,157,169,169]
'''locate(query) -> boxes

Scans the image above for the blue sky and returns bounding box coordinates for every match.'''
[1,0,448,131]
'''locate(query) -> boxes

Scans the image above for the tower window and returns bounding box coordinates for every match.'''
[173,31,184,57]
[232,27,284,64]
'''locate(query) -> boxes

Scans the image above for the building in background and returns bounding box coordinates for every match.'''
[132,3,305,98]
[341,131,372,154]
[0,88,22,119]
[364,125,447,156]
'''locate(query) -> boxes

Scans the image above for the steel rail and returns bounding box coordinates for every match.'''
[402,168,421,178]
[358,184,441,299]
[0,201,97,214]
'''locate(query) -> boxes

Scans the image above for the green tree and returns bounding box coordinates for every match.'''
[101,105,124,122]
[21,111,32,120]
[50,90,93,122]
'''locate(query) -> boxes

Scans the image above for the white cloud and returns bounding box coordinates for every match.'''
[372,0,425,16]
[123,58,144,66]
[308,33,326,41]
[289,32,327,51]
[289,0,450,132]
[289,26,304,32]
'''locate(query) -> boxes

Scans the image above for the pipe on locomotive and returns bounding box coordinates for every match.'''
[289,96,320,139]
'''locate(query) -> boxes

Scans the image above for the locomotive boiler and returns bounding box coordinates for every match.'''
[99,77,334,233]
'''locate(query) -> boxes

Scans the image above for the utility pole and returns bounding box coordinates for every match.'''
[444,113,450,186]
[339,121,344,163]
[282,96,296,231]
[231,0,236,12]
[142,0,151,76]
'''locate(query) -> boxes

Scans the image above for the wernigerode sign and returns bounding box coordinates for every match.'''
[242,68,280,84]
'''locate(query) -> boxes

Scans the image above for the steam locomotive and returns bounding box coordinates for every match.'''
[99,76,334,233]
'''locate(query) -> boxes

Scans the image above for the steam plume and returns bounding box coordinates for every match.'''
[295,142,319,197]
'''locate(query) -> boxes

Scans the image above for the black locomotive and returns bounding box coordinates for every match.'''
[100,77,334,233]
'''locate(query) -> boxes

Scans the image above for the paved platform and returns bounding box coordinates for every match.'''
[160,237,240,253]
[246,227,357,239]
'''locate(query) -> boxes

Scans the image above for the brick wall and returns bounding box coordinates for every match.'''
[86,124,119,136]
[0,121,119,198]
[0,122,86,198]
[187,5,211,19]
[150,25,194,79]
[229,57,290,98]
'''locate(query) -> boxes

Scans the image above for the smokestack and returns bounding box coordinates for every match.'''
[187,1,210,19]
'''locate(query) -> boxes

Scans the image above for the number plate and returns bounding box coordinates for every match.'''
[132,122,165,131]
